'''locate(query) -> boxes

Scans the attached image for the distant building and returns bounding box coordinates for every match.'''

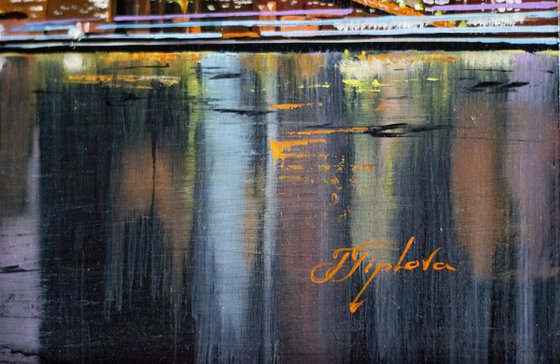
[0,0,47,20]
[114,0,183,16]
[46,0,111,20]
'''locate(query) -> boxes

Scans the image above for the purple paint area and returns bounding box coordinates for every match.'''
[24,17,101,25]
[114,8,354,22]
[427,1,557,11]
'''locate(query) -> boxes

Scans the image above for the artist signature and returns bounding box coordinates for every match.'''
[310,236,456,313]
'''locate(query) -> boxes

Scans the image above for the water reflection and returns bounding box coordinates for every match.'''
[192,53,267,363]
[0,50,558,363]
[0,56,42,363]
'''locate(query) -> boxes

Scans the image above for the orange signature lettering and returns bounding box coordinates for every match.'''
[310,236,456,313]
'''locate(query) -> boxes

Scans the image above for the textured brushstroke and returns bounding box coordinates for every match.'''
[114,8,354,21]
[427,1,558,11]
[0,51,558,364]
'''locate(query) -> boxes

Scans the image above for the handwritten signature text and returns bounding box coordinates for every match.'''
[310,236,456,313]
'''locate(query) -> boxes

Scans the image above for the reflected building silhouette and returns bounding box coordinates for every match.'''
[0,56,42,363]
[268,52,354,363]
[36,54,198,362]
[334,53,455,362]
[452,98,504,280]
[451,52,560,362]
[501,52,560,363]
[190,53,265,363]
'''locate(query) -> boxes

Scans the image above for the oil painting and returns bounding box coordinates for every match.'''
[0,0,558,363]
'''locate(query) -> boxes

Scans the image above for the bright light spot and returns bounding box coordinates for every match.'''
[63,53,84,73]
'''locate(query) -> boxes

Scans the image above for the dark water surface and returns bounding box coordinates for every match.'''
[0,51,559,363]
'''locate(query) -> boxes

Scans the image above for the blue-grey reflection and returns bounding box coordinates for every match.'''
[192,53,264,362]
